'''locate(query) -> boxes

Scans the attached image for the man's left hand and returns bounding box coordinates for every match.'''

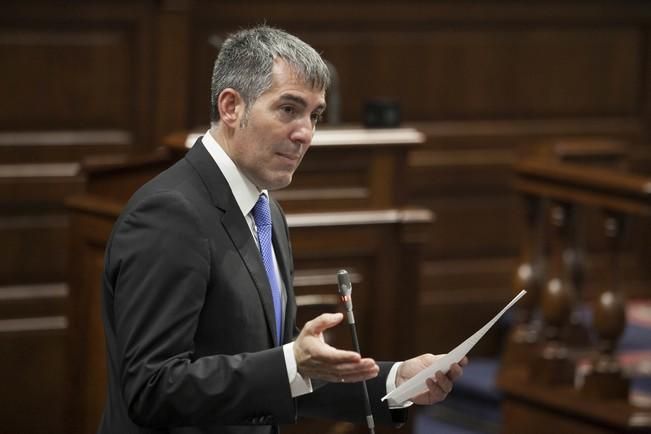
[396,354,468,405]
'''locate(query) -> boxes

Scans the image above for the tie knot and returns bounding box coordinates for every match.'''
[252,194,271,227]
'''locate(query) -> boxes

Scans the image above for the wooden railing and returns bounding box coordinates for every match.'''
[499,156,651,433]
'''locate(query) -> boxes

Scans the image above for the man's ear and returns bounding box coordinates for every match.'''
[217,88,245,128]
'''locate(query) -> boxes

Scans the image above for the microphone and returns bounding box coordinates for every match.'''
[336,270,375,434]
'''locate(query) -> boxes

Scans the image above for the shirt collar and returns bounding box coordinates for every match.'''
[201,130,267,216]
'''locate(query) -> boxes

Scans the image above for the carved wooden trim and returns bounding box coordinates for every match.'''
[0,163,80,178]
[0,283,68,301]
[286,208,433,228]
[295,294,340,307]
[168,127,425,150]
[273,187,368,201]
[0,316,67,333]
[0,130,132,147]
[293,268,362,287]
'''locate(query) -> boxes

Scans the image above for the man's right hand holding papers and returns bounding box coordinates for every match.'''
[384,289,526,405]
[396,354,468,405]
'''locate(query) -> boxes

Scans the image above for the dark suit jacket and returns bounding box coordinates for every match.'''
[98,139,406,434]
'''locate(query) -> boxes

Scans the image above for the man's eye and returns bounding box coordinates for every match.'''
[281,106,295,115]
[311,113,323,124]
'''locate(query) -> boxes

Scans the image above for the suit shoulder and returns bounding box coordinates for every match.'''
[124,158,207,210]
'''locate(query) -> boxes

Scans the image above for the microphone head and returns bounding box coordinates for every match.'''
[337,269,352,296]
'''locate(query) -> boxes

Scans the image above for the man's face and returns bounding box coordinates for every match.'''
[229,60,327,190]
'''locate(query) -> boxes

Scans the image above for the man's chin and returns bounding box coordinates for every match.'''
[265,174,293,191]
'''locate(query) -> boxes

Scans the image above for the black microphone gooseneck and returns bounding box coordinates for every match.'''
[337,269,375,434]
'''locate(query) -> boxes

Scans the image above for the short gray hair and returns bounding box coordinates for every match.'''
[210,25,330,122]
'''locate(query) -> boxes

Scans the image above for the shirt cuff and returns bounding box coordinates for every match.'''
[386,362,414,409]
[283,342,313,397]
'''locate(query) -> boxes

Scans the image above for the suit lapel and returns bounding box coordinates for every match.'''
[185,138,279,346]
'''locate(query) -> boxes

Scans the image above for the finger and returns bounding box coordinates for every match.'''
[328,365,380,383]
[306,364,379,383]
[304,313,344,335]
[447,363,464,381]
[306,357,377,377]
[313,353,380,376]
[310,342,362,363]
[458,356,469,367]
[319,358,377,372]
[423,377,446,403]
[333,359,380,378]
[340,369,380,383]
[434,371,453,394]
[425,377,444,395]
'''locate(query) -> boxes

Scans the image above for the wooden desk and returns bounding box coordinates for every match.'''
[165,126,426,212]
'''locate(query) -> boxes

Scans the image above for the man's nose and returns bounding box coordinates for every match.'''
[290,116,315,147]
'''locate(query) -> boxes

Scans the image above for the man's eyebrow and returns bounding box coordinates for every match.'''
[279,93,327,112]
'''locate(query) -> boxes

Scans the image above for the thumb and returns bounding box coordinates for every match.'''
[305,312,343,335]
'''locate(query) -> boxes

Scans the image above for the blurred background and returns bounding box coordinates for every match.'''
[1,1,650,433]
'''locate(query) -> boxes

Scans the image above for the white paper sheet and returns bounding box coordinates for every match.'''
[382,289,527,403]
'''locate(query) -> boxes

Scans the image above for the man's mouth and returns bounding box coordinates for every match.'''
[277,152,301,162]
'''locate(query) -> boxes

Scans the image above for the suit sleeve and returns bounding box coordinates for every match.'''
[105,190,295,427]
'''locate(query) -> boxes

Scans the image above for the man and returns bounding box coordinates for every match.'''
[98,26,466,434]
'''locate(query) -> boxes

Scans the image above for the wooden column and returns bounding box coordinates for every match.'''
[502,194,545,368]
[580,211,630,400]
[532,201,576,386]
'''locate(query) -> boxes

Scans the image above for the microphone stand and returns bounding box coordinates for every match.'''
[337,270,375,434]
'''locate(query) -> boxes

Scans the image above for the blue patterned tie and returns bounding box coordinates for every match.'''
[252,194,283,345]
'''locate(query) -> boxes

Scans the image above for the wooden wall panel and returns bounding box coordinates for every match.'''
[0,4,164,434]
[79,249,109,434]
[2,1,651,432]
[1,29,133,130]
[0,2,156,146]
[0,284,68,434]
[67,210,115,434]
[0,328,68,434]
[0,163,84,284]
[188,2,649,130]
[0,214,69,285]
[0,132,131,164]
[308,27,640,121]
[0,1,159,286]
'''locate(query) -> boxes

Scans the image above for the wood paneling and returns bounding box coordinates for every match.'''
[0,2,155,146]
[3,1,651,433]
[67,210,114,434]
[0,1,159,289]
[2,29,133,130]
[188,2,650,129]
[0,283,68,434]
[0,161,83,285]
[314,27,639,120]
[0,214,69,285]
